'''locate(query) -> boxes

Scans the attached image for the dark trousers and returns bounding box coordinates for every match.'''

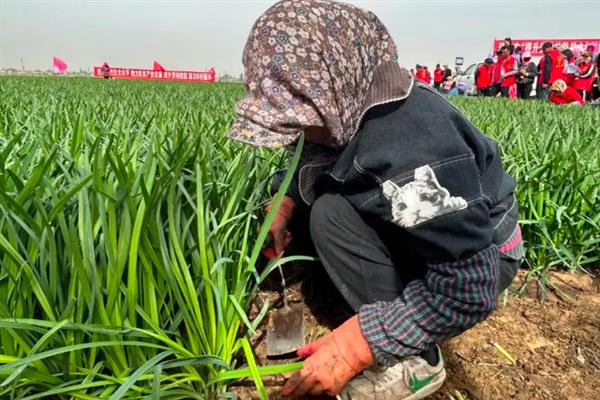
[492,83,502,97]
[287,193,518,363]
[499,86,510,98]
[305,193,518,312]
[477,88,492,97]
[433,82,441,91]
[517,83,532,99]
[536,86,549,101]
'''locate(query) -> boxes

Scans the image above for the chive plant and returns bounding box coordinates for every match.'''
[0,77,303,399]
[0,77,598,398]
[450,97,600,276]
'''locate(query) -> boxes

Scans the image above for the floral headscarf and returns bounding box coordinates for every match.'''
[228,0,412,149]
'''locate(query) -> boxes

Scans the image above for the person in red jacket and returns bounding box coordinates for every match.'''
[550,79,585,105]
[433,64,444,91]
[574,55,597,100]
[537,42,566,100]
[423,66,432,85]
[492,49,504,96]
[475,58,494,97]
[415,65,426,83]
[499,46,518,98]
[101,62,111,79]
[561,48,577,87]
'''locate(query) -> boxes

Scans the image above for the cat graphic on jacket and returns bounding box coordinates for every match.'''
[382,165,468,228]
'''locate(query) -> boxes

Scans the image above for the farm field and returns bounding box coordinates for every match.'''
[0,76,599,400]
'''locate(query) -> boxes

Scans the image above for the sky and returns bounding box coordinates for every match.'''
[1,0,599,75]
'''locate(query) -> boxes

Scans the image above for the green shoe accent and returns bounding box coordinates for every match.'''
[408,368,443,393]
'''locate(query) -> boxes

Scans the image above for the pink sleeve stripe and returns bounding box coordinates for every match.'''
[498,225,522,253]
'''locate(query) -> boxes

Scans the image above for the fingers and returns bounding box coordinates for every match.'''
[281,368,327,397]
[291,373,318,396]
[272,228,286,256]
[309,383,325,396]
[281,369,307,396]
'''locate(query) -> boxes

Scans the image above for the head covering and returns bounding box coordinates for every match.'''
[522,51,531,60]
[228,0,412,149]
[572,45,585,58]
[556,43,569,52]
[550,79,567,93]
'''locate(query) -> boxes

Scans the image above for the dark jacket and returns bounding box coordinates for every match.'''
[284,83,517,261]
[538,54,552,86]
[518,61,537,85]
[442,67,453,81]
[276,83,522,363]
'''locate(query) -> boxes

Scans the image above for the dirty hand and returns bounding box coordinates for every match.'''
[263,195,295,258]
[281,316,374,397]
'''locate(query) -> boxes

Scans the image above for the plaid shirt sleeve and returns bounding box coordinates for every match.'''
[358,244,499,366]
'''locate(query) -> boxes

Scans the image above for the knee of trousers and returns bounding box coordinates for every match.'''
[309,193,347,246]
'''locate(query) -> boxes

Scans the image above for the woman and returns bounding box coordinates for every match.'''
[101,62,111,79]
[475,58,494,97]
[498,46,518,98]
[433,64,444,91]
[549,79,585,105]
[229,1,523,398]
[448,82,467,96]
[516,51,537,99]
[573,55,597,100]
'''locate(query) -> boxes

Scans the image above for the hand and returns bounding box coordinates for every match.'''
[262,196,295,259]
[281,316,374,397]
[542,84,549,88]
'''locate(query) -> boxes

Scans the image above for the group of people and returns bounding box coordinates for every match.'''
[413,38,599,106]
[480,38,597,105]
[411,64,457,93]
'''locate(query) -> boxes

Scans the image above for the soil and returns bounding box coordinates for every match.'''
[233,266,600,400]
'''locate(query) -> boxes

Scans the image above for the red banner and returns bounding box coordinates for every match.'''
[492,38,600,57]
[93,66,216,83]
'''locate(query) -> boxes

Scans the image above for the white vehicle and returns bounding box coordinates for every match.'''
[456,63,481,96]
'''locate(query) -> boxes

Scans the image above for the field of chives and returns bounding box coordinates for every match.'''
[0,76,598,399]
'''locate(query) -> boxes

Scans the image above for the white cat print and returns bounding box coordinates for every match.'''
[382,165,468,228]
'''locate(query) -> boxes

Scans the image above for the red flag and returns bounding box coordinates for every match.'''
[153,61,165,72]
[53,56,67,73]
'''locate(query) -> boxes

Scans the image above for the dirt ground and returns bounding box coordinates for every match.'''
[234,267,600,400]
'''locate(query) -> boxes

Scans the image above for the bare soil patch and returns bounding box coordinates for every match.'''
[234,268,600,400]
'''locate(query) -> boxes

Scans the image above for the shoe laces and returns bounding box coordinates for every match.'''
[363,362,406,390]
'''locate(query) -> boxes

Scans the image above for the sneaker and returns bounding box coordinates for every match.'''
[339,346,446,400]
